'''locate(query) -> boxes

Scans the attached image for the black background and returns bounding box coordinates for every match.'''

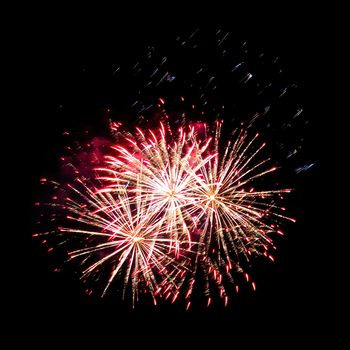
[12,8,337,347]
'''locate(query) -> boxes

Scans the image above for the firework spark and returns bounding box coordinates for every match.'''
[97,122,215,246]
[35,116,295,307]
[38,176,195,306]
[34,28,305,308]
[50,118,292,306]
[182,120,295,303]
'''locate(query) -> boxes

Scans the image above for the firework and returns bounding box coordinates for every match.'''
[38,176,195,306]
[182,120,295,304]
[89,119,294,305]
[35,117,295,307]
[34,29,306,308]
[97,122,215,246]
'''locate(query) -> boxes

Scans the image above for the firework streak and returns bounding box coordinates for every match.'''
[35,119,294,308]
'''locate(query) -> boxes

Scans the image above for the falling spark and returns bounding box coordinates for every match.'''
[36,118,294,306]
[34,28,306,307]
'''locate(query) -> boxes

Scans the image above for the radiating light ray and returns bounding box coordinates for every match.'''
[40,177,196,306]
[98,123,216,247]
[176,120,294,302]
[34,27,306,308]
[82,119,293,305]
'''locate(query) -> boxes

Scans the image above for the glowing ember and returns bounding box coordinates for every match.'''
[36,119,293,307]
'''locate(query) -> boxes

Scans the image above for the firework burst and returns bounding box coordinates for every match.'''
[98,122,215,246]
[35,117,295,307]
[34,28,307,308]
[182,120,295,304]
[38,176,195,306]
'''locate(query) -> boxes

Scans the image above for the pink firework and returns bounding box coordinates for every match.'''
[36,118,294,307]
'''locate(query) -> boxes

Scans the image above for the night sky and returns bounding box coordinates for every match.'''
[14,13,334,347]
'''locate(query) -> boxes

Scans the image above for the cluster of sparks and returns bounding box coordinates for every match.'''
[36,116,295,308]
